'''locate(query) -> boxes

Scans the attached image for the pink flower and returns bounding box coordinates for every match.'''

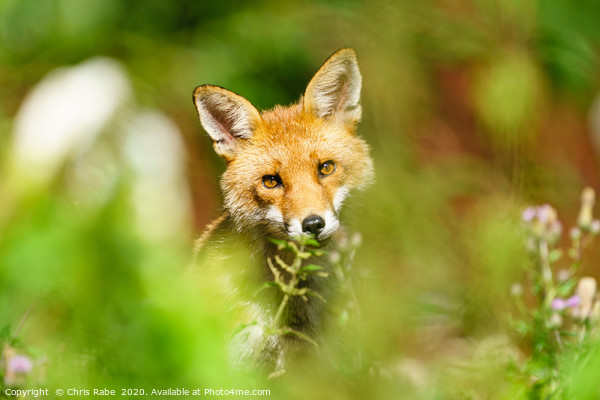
[537,205,552,223]
[566,295,580,308]
[522,207,536,222]
[552,298,566,311]
[551,295,580,311]
[8,355,33,374]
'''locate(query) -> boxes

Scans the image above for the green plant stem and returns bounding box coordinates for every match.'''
[347,276,361,318]
[14,297,36,339]
[539,239,555,309]
[272,294,290,329]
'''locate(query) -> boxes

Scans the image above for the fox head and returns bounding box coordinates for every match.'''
[193,48,374,242]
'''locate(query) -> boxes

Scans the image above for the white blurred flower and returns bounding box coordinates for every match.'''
[569,227,582,241]
[10,57,130,185]
[510,282,523,297]
[591,219,600,235]
[548,313,563,328]
[328,251,341,264]
[351,232,362,247]
[121,111,192,242]
[557,268,570,283]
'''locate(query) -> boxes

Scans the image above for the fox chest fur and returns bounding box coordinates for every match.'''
[192,48,373,369]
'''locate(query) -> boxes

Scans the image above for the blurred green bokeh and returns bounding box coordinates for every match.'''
[2,0,600,398]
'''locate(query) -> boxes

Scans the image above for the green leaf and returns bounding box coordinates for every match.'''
[0,324,11,340]
[557,279,575,297]
[306,290,326,303]
[548,249,563,263]
[514,320,530,336]
[304,238,321,248]
[232,321,258,336]
[281,327,318,346]
[568,248,579,260]
[253,281,279,297]
[268,238,288,248]
[300,264,324,273]
[561,331,578,337]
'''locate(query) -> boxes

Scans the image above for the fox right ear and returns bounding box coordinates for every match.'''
[304,48,362,127]
[193,85,261,160]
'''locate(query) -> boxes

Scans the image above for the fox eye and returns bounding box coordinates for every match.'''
[262,174,282,189]
[318,160,336,176]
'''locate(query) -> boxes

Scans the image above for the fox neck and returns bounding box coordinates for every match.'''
[253,230,334,336]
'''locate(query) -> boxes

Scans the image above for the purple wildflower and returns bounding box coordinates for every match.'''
[551,295,580,311]
[552,298,566,311]
[550,220,562,237]
[537,204,555,223]
[522,207,536,222]
[8,355,33,374]
[566,294,580,308]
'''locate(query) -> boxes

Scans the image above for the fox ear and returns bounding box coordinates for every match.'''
[193,85,261,159]
[303,48,362,126]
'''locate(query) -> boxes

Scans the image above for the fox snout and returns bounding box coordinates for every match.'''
[300,212,340,240]
[282,210,340,241]
[302,215,325,236]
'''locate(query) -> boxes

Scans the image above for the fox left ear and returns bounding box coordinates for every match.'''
[303,48,362,127]
[193,85,261,160]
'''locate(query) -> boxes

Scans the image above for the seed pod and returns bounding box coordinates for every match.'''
[577,277,598,319]
[578,188,595,231]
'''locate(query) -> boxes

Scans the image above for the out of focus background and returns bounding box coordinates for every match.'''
[2,1,600,398]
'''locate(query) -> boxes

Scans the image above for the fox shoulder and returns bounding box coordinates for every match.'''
[192,211,231,258]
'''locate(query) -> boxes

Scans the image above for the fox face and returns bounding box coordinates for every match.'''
[193,49,373,242]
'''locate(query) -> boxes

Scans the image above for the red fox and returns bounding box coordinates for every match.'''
[192,48,373,369]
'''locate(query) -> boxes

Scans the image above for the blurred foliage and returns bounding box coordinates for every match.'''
[2,0,600,399]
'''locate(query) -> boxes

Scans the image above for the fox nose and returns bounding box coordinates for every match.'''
[302,215,325,236]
